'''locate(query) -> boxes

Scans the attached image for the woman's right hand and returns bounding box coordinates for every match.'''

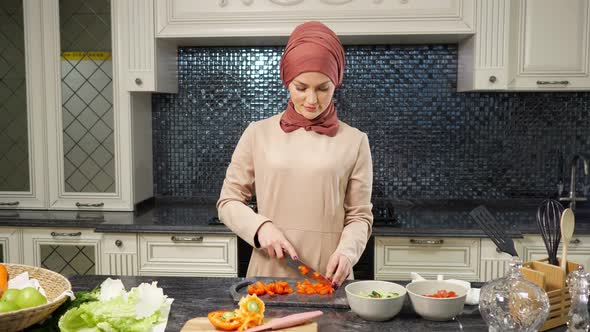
[256,222,298,260]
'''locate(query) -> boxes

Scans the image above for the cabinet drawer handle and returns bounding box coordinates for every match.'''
[76,202,104,208]
[536,80,569,85]
[171,236,204,242]
[51,231,82,237]
[410,239,444,245]
[115,240,123,247]
[135,78,143,85]
[0,201,19,206]
[489,75,497,83]
[570,238,581,245]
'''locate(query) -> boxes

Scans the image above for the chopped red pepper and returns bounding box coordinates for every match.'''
[424,289,458,298]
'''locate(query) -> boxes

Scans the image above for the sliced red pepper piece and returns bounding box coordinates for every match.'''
[208,310,243,331]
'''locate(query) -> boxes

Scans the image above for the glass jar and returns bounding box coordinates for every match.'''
[566,265,590,332]
[479,256,550,332]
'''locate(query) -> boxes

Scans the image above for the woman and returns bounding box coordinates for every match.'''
[217,21,373,288]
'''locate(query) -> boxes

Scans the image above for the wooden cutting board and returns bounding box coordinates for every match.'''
[180,317,318,331]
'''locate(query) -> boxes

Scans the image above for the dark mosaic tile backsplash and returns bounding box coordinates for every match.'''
[152,45,590,200]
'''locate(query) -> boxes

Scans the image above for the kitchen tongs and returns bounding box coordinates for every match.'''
[470,205,518,257]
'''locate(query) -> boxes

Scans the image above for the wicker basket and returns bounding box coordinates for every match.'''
[0,264,72,332]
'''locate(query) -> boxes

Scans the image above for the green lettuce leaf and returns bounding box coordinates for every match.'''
[58,279,172,332]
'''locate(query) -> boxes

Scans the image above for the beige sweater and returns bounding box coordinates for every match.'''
[217,113,373,278]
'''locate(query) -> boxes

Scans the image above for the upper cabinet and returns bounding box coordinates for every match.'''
[155,0,476,42]
[1,0,152,211]
[113,0,177,93]
[0,0,48,209]
[458,0,590,91]
[507,0,590,90]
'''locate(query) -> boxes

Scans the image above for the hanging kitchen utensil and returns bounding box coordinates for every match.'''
[560,208,575,271]
[470,205,518,257]
[536,199,564,266]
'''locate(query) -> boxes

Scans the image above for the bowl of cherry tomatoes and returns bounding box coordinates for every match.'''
[405,280,468,321]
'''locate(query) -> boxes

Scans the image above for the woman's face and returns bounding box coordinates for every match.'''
[288,72,336,120]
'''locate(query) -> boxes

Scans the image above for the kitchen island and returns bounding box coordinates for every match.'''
[66,275,571,332]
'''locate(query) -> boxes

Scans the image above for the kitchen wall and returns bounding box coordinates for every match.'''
[152,44,590,200]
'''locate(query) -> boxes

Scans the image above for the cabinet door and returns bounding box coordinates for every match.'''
[42,0,133,210]
[458,0,511,91]
[375,237,481,281]
[509,0,590,89]
[101,233,138,276]
[522,235,590,270]
[0,227,22,264]
[0,0,47,208]
[480,238,523,281]
[139,234,237,277]
[113,0,177,93]
[22,228,102,276]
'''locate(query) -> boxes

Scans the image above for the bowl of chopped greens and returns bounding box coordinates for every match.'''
[345,280,406,321]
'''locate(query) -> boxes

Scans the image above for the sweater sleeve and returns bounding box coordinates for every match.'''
[217,123,271,248]
[335,133,373,266]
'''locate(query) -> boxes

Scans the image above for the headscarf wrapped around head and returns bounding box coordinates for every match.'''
[279,21,344,137]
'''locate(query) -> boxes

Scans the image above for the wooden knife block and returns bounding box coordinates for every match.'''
[520,258,581,331]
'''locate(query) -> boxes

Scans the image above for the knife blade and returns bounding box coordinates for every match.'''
[244,310,323,332]
[284,255,332,285]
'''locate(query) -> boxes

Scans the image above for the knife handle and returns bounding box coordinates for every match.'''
[269,311,323,330]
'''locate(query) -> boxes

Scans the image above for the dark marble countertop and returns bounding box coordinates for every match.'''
[1,198,589,237]
[63,275,570,332]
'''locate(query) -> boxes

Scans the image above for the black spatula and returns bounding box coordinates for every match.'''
[470,205,518,257]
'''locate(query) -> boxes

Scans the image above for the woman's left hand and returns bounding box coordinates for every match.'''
[325,252,351,288]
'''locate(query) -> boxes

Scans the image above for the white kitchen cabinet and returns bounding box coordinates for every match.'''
[42,0,149,210]
[479,238,523,281]
[521,235,590,270]
[22,227,103,276]
[138,233,237,277]
[113,0,177,93]
[507,0,590,90]
[101,233,139,276]
[374,236,481,282]
[0,0,153,211]
[0,227,22,264]
[155,0,475,43]
[458,0,511,91]
[2,0,152,211]
[459,0,590,91]
[0,0,49,209]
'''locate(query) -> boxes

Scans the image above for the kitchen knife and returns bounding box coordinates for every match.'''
[284,255,332,285]
[244,310,323,332]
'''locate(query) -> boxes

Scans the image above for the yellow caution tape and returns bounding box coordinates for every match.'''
[61,51,112,61]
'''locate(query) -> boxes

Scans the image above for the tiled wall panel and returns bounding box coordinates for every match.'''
[153,45,590,200]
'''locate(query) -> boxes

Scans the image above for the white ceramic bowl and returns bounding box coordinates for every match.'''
[345,280,406,321]
[405,280,468,321]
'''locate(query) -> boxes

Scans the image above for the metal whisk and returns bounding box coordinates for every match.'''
[536,199,565,266]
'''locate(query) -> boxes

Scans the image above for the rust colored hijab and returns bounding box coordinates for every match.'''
[279,21,345,137]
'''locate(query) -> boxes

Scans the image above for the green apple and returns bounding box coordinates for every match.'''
[0,300,19,313]
[1,288,21,303]
[14,287,47,309]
